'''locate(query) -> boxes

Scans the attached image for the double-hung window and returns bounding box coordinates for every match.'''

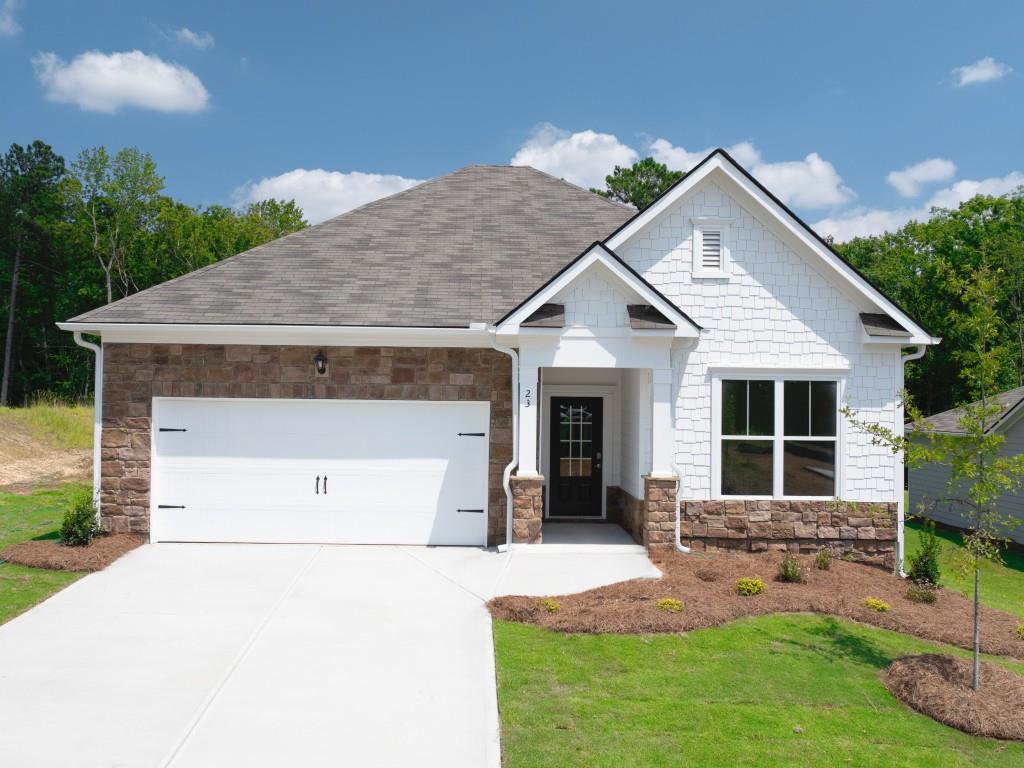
[717,377,839,498]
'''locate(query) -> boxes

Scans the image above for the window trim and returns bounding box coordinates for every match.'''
[711,372,844,500]
[691,217,733,279]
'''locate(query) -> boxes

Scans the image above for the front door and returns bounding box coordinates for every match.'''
[548,397,603,517]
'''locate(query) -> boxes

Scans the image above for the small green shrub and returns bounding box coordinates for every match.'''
[1015,624,1024,640]
[841,550,861,563]
[907,520,942,586]
[904,582,938,604]
[735,577,765,596]
[656,598,684,613]
[863,597,890,612]
[538,598,560,614]
[61,491,99,546]
[814,548,833,571]
[777,552,804,583]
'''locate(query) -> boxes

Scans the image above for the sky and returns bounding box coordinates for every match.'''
[1,1,1021,240]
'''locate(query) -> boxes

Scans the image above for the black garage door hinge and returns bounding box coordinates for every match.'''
[157,504,186,509]
[159,427,187,433]
[457,432,486,437]
[457,508,484,514]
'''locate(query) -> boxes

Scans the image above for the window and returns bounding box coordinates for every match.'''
[691,218,732,278]
[718,378,839,498]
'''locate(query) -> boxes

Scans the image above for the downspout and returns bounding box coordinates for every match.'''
[482,325,519,551]
[72,332,103,522]
[897,345,927,576]
[670,344,694,553]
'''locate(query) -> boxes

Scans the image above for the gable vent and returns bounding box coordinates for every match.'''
[701,229,723,270]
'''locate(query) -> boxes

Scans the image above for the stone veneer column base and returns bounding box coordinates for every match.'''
[644,476,678,552]
[510,475,544,544]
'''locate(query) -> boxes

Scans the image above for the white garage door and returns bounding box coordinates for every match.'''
[150,398,490,545]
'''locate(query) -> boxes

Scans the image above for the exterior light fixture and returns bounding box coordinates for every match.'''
[313,350,328,375]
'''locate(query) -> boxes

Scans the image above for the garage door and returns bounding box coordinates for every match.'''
[150,398,490,545]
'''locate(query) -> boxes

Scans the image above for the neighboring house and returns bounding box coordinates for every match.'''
[909,386,1024,544]
[60,150,939,566]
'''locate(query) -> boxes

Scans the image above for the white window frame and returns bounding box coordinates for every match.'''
[691,217,733,279]
[710,372,845,500]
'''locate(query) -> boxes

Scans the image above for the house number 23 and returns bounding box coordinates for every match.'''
[524,389,532,407]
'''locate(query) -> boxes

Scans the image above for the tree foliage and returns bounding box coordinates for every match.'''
[590,157,685,210]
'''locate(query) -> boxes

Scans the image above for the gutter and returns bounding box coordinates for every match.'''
[479,324,519,551]
[897,345,928,576]
[71,332,103,521]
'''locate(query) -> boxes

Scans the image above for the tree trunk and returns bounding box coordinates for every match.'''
[972,555,981,691]
[1,237,22,406]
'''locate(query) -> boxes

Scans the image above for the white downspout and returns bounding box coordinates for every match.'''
[482,325,519,551]
[72,331,102,521]
[897,345,927,576]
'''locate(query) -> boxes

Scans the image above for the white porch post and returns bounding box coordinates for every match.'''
[517,364,540,475]
[651,367,675,477]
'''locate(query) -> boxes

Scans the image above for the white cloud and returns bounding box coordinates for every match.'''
[650,138,853,209]
[32,50,209,113]
[0,0,21,36]
[814,170,1024,241]
[510,123,638,189]
[175,27,214,50]
[886,157,956,197]
[952,56,1012,87]
[233,168,424,224]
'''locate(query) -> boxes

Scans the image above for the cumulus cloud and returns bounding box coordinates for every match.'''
[0,0,21,36]
[32,50,209,113]
[175,27,214,50]
[510,123,638,189]
[952,56,1012,87]
[886,158,956,197]
[814,170,1024,241]
[233,169,424,224]
[650,138,853,209]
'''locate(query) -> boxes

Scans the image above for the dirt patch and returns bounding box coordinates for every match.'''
[0,534,145,572]
[487,550,1024,659]
[0,413,91,489]
[883,654,1024,740]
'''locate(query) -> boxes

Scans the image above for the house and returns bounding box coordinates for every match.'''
[909,385,1024,544]
[59,150,939,566]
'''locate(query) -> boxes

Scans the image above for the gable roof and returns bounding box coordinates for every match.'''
[917,386,1024,435]
[67,166,632,328]
[603,149,939,346]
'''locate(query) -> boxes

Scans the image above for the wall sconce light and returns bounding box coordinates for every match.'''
[313,350,328,376]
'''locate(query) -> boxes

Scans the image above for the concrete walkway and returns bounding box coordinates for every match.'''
[0,539,658,768]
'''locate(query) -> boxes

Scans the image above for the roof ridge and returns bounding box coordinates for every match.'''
[513,164,636,213]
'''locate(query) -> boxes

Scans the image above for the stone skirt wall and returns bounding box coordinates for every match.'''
[101,344,513,544]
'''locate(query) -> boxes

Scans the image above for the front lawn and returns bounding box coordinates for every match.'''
[495,615,1024,768]
[0,485,85,624]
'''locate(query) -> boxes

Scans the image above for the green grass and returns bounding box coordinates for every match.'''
[495,616,1024,768]
[0,485,85,624]
[905,519,1024,618]
[0,399,93,452]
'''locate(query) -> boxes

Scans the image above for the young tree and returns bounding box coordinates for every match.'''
[590,157,684,210]
[843,264,1024,691]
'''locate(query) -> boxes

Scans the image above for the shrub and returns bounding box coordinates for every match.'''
[907,520,942,586]
[656,598,684,613]
[841,550,861,563]
[735,577,765,596]
[863,597,890,612]
[904,582,938,604]
[538,598,560,614]
[61,491,98,546]
[815,548,833,571]
[777,552,805,583]
[1015,624,1024,640]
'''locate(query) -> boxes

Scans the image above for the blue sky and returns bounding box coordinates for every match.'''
[1,0,1020,239]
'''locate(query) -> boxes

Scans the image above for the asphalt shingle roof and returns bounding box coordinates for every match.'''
[69,166,634,327]
[917,386,1024,435]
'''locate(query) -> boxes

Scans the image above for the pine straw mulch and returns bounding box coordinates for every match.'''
[487,550,1024,659]
[0,534,145,572]
[883,654,1024,740]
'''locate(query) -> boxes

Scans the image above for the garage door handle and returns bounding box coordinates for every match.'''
[323,475,327,495]
[457,432,486,437]
[315,475,320,495]
[457,508,484,514]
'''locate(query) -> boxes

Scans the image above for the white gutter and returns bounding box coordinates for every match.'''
[72,332,103,521]
[479,324,519,551]
[896,345,927,576]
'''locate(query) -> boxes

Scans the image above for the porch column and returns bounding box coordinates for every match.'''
[651,367,675,477]
[517,364,540,475]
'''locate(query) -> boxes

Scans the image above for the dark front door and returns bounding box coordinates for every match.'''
[549,397,603,517]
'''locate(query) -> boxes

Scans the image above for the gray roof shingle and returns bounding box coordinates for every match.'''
[917,386,1024,435]
[69,165,634,327]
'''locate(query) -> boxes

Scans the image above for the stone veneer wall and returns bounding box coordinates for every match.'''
[101,344,513,544]
[679,500,897,564]
[510,475,544,544]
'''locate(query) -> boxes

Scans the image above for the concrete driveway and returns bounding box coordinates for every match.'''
[0,537,658,767]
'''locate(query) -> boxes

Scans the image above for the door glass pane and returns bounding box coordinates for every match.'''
[722,380,747,435]
[783,440,835,496]
[748,381,775,436]
[784,381,810,436]
[558,401,595,477]
[811,381,837,437]
[721,440,773,495]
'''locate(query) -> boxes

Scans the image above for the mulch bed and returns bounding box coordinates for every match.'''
[487,550,1024,659]
[0,534,145,572]
[883,654,1024,740]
